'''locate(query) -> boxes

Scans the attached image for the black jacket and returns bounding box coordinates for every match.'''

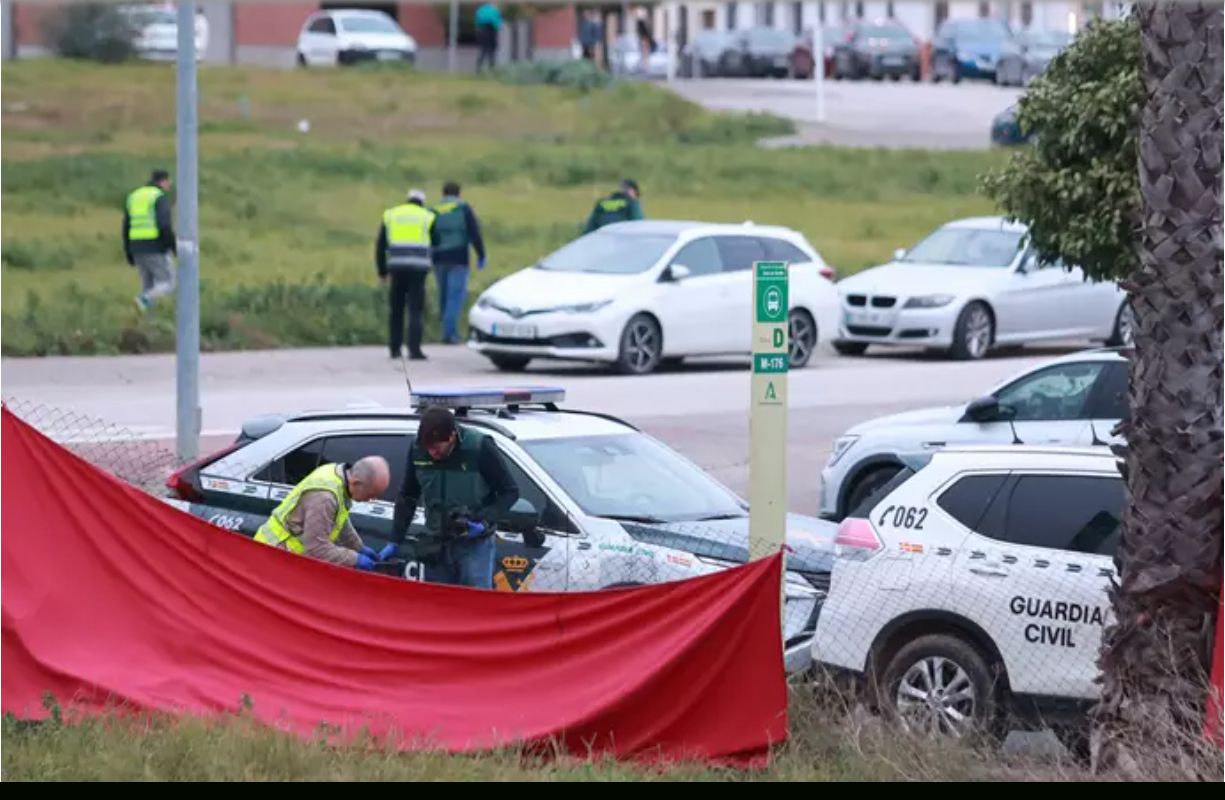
[122,184,175,263]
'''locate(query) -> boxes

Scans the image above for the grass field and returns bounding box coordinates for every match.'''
[2,689,1082,782]
[1,61,1004,356]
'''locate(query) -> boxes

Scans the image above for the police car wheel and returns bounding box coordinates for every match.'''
[616,314,662,375]
[878,634,1004,740]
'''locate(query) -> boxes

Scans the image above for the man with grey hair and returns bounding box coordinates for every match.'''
[254,455,395,570]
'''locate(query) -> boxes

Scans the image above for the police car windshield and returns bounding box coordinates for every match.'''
[536,232,676,274]
[901,228,1024,267]
[521,434,747,522]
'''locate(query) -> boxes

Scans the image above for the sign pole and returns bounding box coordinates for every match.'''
[749,260,789,561]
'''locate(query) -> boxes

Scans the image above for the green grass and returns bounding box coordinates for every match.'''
[1,60,1004,356]
[1,689,1074,781]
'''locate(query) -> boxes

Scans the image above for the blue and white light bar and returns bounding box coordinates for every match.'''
[410,386,566,409]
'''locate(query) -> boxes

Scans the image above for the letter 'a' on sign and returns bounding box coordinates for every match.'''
[765,382,777,401]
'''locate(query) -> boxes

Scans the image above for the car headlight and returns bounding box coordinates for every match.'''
[828,435,859,467]
[476,295,493,309]
[558,300,612,314]
[904,294,955,309]
[958,50,974,61]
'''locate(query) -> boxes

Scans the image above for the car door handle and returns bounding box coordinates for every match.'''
[970,565,1009,578]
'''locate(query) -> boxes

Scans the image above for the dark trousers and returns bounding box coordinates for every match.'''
[476,24,497,72]
[388,270,427,357]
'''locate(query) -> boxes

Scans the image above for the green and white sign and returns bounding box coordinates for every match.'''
[750,261,789,560]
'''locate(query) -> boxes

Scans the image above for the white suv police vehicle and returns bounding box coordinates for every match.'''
[811,445,1121,748]
[163,387,836,673]
[819,348,1128,520]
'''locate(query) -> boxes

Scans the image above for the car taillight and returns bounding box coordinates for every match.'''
[819,265,836,281]
[835,517,883,560]
[165,442,241,502]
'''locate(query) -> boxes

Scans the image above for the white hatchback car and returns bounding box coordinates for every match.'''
[812,446,1123,750]
[819,349,1128,520]
[118,4,208,60]
[296,8,417,67]
[833,216,1133,360]
[468,220,840,375]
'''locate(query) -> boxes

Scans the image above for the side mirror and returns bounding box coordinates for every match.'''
[965,395,1016,423]
[893,248,906,261]
[504,497,541,533]
[667,264,692,282]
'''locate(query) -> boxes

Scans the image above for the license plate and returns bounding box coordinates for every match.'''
[491,322,537,339]
[883,56,904,66]
[845,310,885,325]
[377,51,400,61]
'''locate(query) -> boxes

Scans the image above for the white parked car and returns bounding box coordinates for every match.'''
[469,220,840,375]
[296,9,417,67]
[118,3,208,60]
[819,348,1127,520]
[833,216,1133,360]
[812,445,1123,752]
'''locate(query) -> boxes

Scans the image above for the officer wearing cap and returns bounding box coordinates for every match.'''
[376,188,437,361]
[582,178,644,233]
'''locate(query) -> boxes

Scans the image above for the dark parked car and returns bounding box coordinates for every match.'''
[990,104,1032,146]
[995,28,1072,86]
[681,29,734,77]
[719,26,797,78]
[830,19,921,81]
[930,17,1015,83]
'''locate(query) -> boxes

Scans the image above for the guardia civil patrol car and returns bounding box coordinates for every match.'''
[811,445,1122,750]
[162,387,836,672]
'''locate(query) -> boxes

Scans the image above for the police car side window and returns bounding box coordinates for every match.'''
[1085,362,1129,420]
[715,236,767,273]
[319,435,410,503]
[937,474,1008,532]
[993,475,1124,556]
[500,456,577,534]
[670,238,723,278]
[994,362,1106,422]
[254,438,325,485]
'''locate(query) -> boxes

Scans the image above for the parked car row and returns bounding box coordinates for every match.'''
[466,215,1131,376]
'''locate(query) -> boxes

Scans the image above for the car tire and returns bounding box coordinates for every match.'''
[297,52,308,67]
[788,309,818,369]
[616,314,663,375]
[843,464,899,517]
[1052,722,1092,764]
[949,302,993,361]
[1107,302,1135,347]
[833,341,869,357]
[951,60,963,84]
[488,354,532,372]
[876,633,1006,740]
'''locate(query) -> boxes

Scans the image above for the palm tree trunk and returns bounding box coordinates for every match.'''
[1094,0,1224,775]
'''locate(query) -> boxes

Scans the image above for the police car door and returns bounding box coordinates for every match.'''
[958,471,1120,701]
[490,446,578,592]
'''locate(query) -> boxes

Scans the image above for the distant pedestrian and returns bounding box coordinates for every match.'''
[123,169,176,312]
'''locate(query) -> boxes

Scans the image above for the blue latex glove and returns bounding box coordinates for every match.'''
[378,542,398,560]
[356,553,377,571]
[464,520,486,539]
[360,546,379,561]
[477,257,487,271]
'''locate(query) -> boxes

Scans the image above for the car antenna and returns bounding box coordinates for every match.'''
[1089,419,1107,447]
[399,352,413,400]
[1008,416,1023,446]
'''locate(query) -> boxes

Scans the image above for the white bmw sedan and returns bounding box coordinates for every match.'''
[468,220,840,375]
[832,216,1133,360]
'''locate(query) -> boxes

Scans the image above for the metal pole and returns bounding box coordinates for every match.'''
[175,1,200,462]
[665,1,676,82]
[448,0,459,73]
[814,21,825,124]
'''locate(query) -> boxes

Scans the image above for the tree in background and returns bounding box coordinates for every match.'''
[984,3,1222,774]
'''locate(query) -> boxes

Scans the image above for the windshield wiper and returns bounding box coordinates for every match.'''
[690,513,748,522]
[602,513,667,524]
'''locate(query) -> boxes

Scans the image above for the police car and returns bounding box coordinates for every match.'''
[811,445,1122,748]
[819,349,1128,520]
[163,387,836,672]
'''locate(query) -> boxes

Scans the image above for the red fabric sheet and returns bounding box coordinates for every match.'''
[1,407,787,765]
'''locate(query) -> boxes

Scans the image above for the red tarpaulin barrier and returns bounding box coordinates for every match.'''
[0,407,787,765]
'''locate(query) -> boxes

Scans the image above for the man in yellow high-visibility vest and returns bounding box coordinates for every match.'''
[376,188,438,361]
[123,169,176,312]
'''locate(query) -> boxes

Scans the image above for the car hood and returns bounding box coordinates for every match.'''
[957,40,1005,58]
[481,266,642,313]
[619,513,838,575]
[848,404,965,435]
[838,262,1007,295]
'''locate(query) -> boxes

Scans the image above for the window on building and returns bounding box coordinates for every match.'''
[887,1,895,18]
[935,1,950,26]
[855,1,865,19]
[703,9,716,29]
[978,1,990,18]
[819,1,827,24]
[727,1,738,30]
[793,1,803,34]
[1021,1,1033,25]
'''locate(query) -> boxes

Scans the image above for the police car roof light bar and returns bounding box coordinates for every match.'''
[410,386,566,412]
